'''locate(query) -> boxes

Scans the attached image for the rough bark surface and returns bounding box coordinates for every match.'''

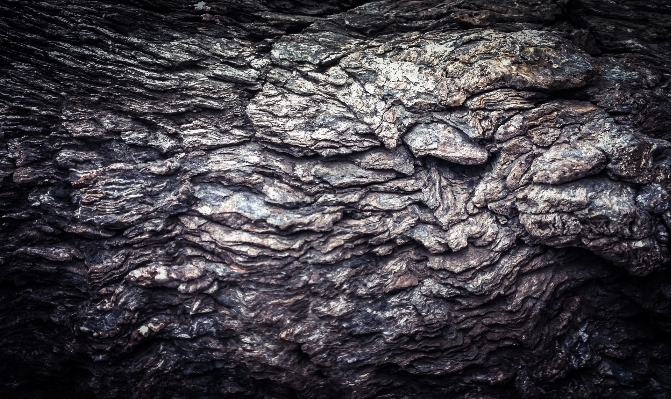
[1,0,671,398]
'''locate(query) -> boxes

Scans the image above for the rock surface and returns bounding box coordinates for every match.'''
[1,0,671,398]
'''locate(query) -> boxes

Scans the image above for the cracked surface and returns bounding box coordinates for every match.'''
[1,0,671,398]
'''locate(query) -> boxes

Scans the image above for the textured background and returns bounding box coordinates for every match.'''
[1,0,671,398]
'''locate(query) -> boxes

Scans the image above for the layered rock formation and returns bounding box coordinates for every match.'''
[1,0,671,398]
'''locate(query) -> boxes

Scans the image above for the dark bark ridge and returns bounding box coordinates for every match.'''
[1,0,671,398]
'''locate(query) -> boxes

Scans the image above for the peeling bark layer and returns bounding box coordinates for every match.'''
[1,1,671,398]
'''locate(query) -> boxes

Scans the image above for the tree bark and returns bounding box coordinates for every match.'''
[1,0,671,398]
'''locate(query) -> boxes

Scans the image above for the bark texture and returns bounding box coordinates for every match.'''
[1,0,671,398]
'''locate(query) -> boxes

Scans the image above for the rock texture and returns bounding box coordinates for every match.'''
[1,0,671,398]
